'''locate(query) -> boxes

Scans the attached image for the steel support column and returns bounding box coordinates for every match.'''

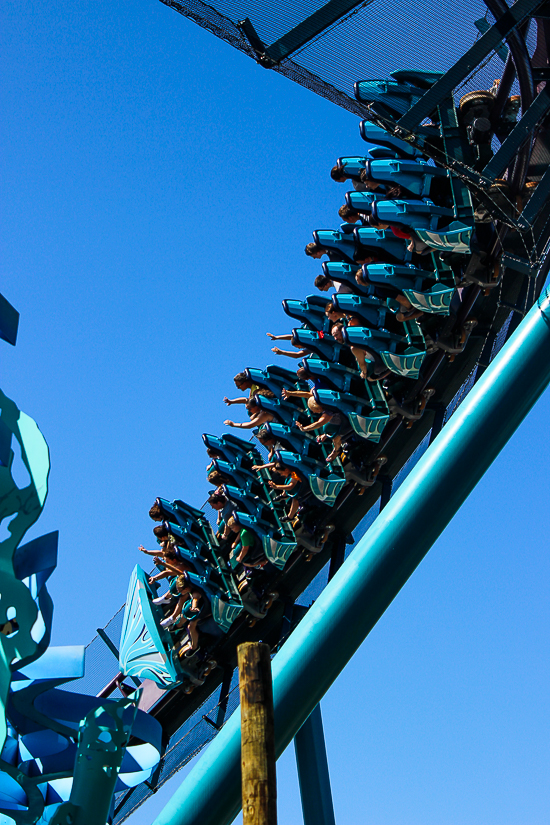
[294,705,335,825]
[153,289,550,825]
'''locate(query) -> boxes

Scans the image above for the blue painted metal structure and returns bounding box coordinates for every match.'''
[151,290,550,825]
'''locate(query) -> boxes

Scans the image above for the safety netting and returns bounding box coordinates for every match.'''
[159,0,536,118]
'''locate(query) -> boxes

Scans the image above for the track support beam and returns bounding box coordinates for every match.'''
[294,705,335,825]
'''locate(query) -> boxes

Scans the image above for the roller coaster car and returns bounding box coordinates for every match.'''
[313,387,389,443]
[330,292,388,329]
[220,484,271,522]
[344,326,426,379]
[254,394,300,427]
[355,70,444,119]
[282,295,333,332]
[202,432,261,467]
[207,459,265,496]
[345,190,387,212]
[292,328,345,362]
[313,229,357,263]
[273,449,346,507]
[152,497,216,545]
[245,365,306,396]
[359,121,424,158]
[322,261,366,295]
[354,228,411,263]
[335,149,402,181]
[300,357,360,393]
[230,510,296,575]
[160,520,212,566]
[363,263,455,315]
[259,421,317,456]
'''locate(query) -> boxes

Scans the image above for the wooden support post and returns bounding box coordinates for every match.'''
[238,642,277,825]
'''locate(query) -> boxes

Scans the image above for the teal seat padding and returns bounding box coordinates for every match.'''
[364,263,435,291]
[345,191,383,212]
[322,261,365,294]
[255,395,298,427]
[354,78,426,119]
[354,227,410,262]
[313,229,357,262]
[222,484,266,520]
[293,328,342,362]
[331,292,387,328]
[260,422,313,454]
[359,121,423,158]
[283,295,332,332]
[373,199,454,231]
[364,158,448,197]
[207,459,258,492]
[314,388,389,442]
[337,147,402,178]
[203,433,261,465]
[301,358,358,392]
[275,450,346,506]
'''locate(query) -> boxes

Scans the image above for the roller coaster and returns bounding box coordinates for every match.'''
[1,2,550,825]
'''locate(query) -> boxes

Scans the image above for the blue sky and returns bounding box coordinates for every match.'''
[1,1,549,823]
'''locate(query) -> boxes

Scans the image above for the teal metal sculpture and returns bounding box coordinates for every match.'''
[0,386,162,825]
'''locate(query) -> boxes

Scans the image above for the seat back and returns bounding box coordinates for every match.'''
[363,263,429,291]
[322,261,364,294]
[301,357,357,392]
[275,450,346,506]
[354,78,426,119]
[292,328,341,362]
[331,292,387,329]
[373,199,454,231]
[365,158,448,197]
[359,121,423,158]
[347,410,389,442]
[354,227,410,263]
[260,422,311,454]
[283,295,331,331]
[313,229,356,262]
[345,191,381,212]
[379,348,425,379]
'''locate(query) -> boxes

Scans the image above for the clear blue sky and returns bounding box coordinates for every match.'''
[1,1,549,823]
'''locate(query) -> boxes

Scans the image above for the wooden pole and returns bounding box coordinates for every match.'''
[237,642,277,825]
